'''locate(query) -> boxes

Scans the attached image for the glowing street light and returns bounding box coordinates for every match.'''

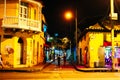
[64,11,73,55]
[64,11,73,20]
[64,10,78,63]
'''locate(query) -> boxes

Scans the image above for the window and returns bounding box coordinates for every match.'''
[20,2,28,18]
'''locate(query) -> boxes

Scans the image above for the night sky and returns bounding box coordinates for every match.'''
[41,0,120,38]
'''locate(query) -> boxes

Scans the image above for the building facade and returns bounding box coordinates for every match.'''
[78,23,120,68]
[0,0,45,68]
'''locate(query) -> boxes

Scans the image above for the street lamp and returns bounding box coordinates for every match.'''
[64,11,73,20]
[64,10,78,63]
[110,0,118,70]
[64,11,73,56]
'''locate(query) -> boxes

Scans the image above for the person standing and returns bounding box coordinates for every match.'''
[63,53,66,66]
[57,54,61,67]
[43,53,46,64]
[0,53,4,68]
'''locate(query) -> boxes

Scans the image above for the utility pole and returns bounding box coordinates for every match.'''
[110,0,118,70]
[75,9,78,64]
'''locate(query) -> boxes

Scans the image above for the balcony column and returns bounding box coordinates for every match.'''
[4,0,6,17]
[18,0,21,26]
[37,5,40,21]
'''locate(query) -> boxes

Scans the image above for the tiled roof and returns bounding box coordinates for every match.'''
[86,23,104,30]
[86,23,120,31]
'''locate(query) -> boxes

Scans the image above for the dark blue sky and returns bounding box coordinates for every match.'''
[41,0,120,38]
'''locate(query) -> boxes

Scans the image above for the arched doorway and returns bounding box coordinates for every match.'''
[18,37,26,64]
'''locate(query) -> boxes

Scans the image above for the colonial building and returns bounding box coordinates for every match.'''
[78,22,120,68]
[0,0,45,68]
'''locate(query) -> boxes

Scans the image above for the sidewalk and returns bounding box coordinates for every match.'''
[0,61,52,72]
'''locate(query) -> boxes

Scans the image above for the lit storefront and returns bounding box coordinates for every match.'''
[105,46,120,67]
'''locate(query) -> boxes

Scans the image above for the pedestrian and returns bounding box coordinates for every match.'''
[0,53,4,68]
[43,53,46,64]
[63,53,66,66]
[49,54,51,61]
[57,54,61,67]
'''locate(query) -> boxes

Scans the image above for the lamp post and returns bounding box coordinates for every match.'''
[75,10,78,63]
[64,10,78,63]
[64,11,73,55]
[110,0,118,70]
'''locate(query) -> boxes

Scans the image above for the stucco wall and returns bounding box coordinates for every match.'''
[89,32,103,67]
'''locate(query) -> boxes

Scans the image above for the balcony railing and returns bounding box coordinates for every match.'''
[2,16,41,31]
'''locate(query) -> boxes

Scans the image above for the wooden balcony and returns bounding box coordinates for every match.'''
[2,16,41,32]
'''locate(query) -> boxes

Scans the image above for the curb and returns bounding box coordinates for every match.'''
[70,62,119,72]
[0,61,53,72]
[74,66,118,72]
[0,67,42,72]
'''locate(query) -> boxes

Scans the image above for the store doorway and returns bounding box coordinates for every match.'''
[105,46,120,67]
[105,46,112,67]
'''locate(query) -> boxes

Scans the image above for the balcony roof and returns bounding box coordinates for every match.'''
[21,0,43,7]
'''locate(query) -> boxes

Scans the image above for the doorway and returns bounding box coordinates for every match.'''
[105,46,112,67]
[18,38,26,64]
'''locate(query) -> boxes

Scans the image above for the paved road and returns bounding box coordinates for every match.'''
[1,64,120,80]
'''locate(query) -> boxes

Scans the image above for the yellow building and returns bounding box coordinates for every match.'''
[0,0,45,68]
[79,23,120,68]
